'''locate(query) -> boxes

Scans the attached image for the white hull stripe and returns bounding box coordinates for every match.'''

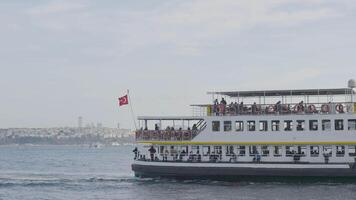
[133,161,350,169]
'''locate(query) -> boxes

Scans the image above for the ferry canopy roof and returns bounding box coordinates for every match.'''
[207,88,354,98]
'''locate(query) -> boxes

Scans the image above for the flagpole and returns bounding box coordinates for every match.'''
[127,89,138,130]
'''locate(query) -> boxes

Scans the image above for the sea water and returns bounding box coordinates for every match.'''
[1,145,356,200]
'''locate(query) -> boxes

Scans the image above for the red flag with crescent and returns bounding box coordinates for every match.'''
[118,95,128,106]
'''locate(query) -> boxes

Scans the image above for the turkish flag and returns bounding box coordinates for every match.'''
[118,95,129,106]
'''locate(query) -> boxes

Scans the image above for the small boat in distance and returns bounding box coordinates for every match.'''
[132,79,356,180]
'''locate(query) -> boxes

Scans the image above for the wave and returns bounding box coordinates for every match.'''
[0,173,142,188]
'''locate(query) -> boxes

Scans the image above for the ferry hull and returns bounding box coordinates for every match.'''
[132,161,356,180]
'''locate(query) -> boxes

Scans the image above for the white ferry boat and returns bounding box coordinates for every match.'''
[132,80,356,180]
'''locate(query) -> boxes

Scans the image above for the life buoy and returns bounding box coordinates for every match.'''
[267,105,275,113]
[308,104,316,113]
[294,104,303,112]
[219,104,225,114]
[321,104,330,113]
[336,104,344,113]
[282,105,289,112]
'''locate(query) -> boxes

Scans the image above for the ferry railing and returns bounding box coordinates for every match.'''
[135,130,198,141]
[135,121,207,142]
[207,102,356,116]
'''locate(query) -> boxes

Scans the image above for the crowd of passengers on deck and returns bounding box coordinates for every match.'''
[212,98,348,116]
[133,145,355,164]
[133,146,246,163]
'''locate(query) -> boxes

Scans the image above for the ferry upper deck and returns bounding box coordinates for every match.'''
[135,80,356,144]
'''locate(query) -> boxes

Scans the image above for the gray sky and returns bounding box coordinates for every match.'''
[1,0,356,129]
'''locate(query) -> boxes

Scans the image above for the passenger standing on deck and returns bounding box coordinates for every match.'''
[252,102,257,114]
[239,102,244,114]
[164,149,169,161]
[221,98,227,105]
[213,99,219,115]
[234,102,239,115]
[133,147,138,160]
[148,146,156,161]
[276,101,281,113]
[220,98,227,115]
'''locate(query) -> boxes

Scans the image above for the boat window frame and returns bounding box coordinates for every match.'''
[225,145,235,156]
[237,146,246,156]
[202,146,211,156]
[296,120,305,131]
[235,121,244,132]
[285,146,295,157]
[271,120,280,131]
[310,146,320,157]
[322,119,331,131]
[259,120,268,132]
[223,121,232,132]
[261,145,269,157]
[348,119,356,130]
[323,146,332,157]
[335,119,344,131]
[212,121,220,132]
[336,145,345,157]
[273,146,282,157]
[348,145,356,157]
[284,120,293,131]
[247,121,256,131]
[309,120,318,131]
[249,146,258,156]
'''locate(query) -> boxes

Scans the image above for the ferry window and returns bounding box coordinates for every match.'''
[296,120,305,131]
[259,121,268,131]
[298,146,307,156]
[225,146,234,156]
[170,146,178,156]
[214,146,222,155]
[322,120,331,131]
[284,120,293,131]
[272,120,280,131]
[286,146,295,157]
[309,120,318,131]
[180,146,188,155]
[348,119,356,130]
[247,121,256,131]
[224,121,232,132]
[159,146,165,155]
[249,146,258,156]
[310,146,319,157]
[273,146,282,157]
[202,146,210,156]
[336,146,345,157]
[335,119,344,131]
[349,146,356,157]
[323,146,332,157]
[238,146,246,156]
[212,121,220,132]
[235,121,244,132]
[261,146,269,156]
[192,146,200,154]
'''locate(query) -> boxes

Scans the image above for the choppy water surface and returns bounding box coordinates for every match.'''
[1,146,356,200]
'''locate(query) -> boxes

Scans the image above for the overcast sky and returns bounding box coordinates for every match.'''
[1,0,356,129]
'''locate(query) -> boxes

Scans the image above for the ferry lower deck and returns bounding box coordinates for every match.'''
[132,144,356,179]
